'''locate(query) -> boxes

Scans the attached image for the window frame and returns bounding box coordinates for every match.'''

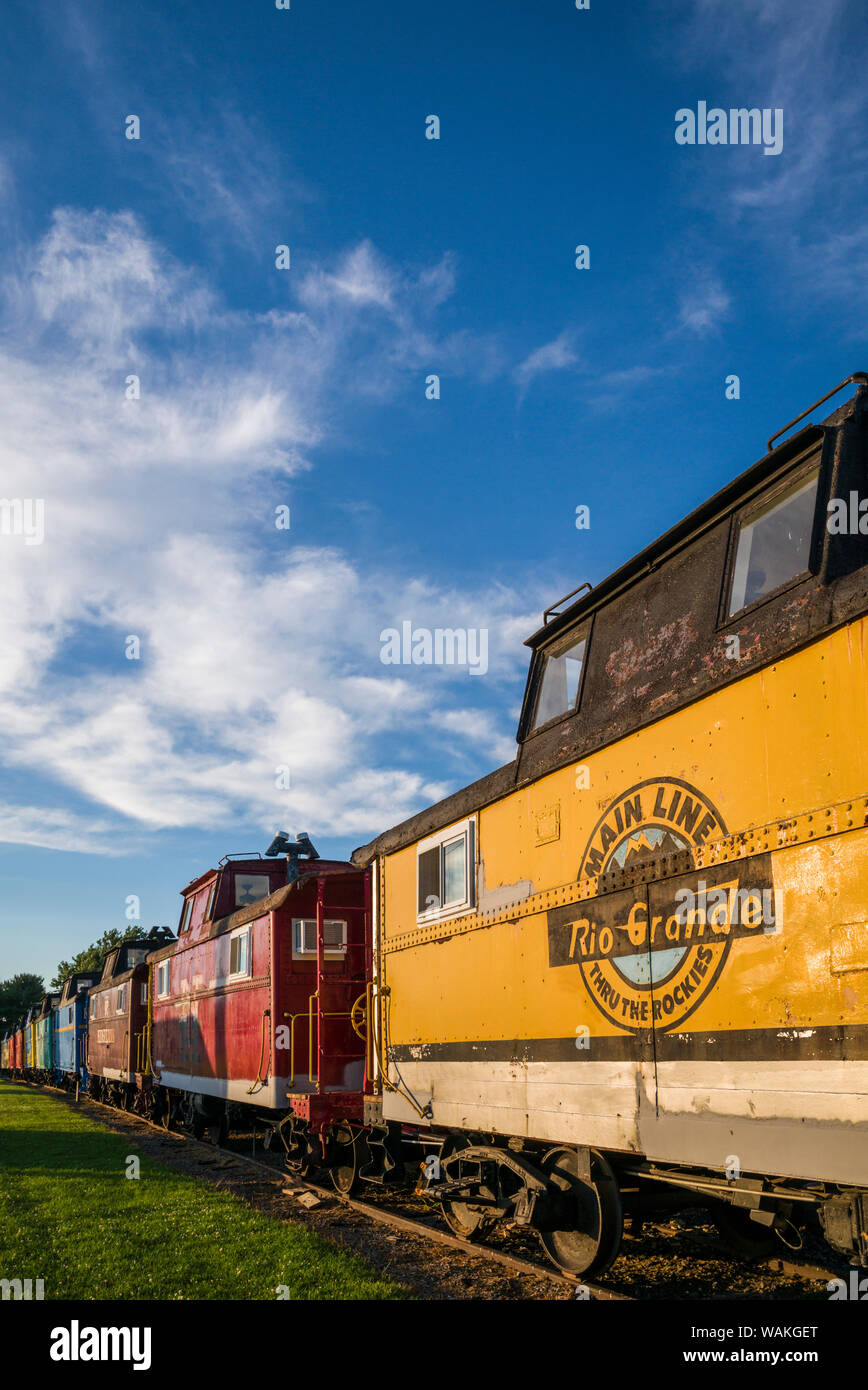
[718,452,825,627]
[156,960,170,1000]
[227,926,252,981]
[233,873,272,909]
[521,619,592,741]
[416,816,476,925]
[291,918,348,959]
[115,984,127,1015]
[178,898,193,935]
[204,880,218,921]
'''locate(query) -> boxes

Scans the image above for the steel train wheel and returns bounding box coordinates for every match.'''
[538,1147,623,1277]
[330,1125,370,1196]
[439,1134,493,1240]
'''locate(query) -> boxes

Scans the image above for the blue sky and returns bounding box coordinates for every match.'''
[0,0,866,983]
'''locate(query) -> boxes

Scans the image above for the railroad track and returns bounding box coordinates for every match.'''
[29,1082,626,1299]
[19,1081,846,1299]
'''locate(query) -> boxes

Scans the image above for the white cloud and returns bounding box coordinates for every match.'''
[0,805,121,856]
[676,276,731,336]
[514,331,579,395]
[0,209,536,850]
[299,241,397,311]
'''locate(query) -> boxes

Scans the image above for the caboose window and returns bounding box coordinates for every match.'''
[156,961,170,998]
[728,467,820,616]
[417,819,475,920]
[531,629,587,730]
[228,927,251,978]
[234,874,270,907]
[178,898,193,935]
[205,880,218,920]
[116,985,127,1014]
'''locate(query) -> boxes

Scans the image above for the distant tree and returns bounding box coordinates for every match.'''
[0,972,45,1022]
[51,925,147,990]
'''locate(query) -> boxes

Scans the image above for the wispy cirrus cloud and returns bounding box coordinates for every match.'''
[668,0,868,310]
[675,274,732,337]
[513,330,579,398]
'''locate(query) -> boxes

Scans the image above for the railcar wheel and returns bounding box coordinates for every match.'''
[538,1147,622,1277]
[330,1125,370,1196]
[439,1134,494,1241]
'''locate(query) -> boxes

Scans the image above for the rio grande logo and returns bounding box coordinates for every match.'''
[547,777,777,1033]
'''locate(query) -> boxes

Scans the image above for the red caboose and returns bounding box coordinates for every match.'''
[147,835,371,1177]
[87,929,174,1108]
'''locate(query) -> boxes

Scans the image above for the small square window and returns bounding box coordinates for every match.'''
[229,929,251,977]
[417,821,474,921]
[235,874,270,908]
[531,629,587,730]
[728,467,820,617]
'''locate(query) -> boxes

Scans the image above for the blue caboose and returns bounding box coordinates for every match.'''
[52,972,99,1091]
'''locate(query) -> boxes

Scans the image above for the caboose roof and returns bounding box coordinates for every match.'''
[526,390,862,652]
[149,860,361,958]
[350,378,868,867]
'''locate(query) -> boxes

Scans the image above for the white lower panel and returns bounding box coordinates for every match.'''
[385,1058,647,1152]
[384,1058,868,1186]
[99,1068,132,1083]
[646,1059,868,1186]
[157,1069,290,1110]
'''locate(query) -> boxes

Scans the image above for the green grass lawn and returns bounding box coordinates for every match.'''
[0,1081,407,1300]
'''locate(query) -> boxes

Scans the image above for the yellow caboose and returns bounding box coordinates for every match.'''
[353,374,868,1275]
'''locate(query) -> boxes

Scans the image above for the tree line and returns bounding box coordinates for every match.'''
[0,926,148,1024]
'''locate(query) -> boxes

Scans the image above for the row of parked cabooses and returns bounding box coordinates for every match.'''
[1,970,101,1090]
[1,926,178,1098]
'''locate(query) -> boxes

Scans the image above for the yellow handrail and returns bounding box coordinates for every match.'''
[281,1011,307,1086]
[308,990,318,1083]
[284,991,369,1091]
